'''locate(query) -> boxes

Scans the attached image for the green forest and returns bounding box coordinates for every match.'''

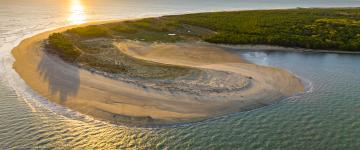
[168,8,360,51]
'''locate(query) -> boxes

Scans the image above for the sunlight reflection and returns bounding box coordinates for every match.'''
[68,0,86,24]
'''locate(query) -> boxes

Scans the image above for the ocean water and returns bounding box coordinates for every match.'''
[1,0,360,149]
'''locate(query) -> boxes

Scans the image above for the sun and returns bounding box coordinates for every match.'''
[68,0,86,24]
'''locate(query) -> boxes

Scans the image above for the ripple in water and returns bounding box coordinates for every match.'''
[1,51,360,149]
[2,0,360,148]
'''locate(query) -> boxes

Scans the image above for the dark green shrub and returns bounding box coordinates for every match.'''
[48,33,81,61]
[68,25,109,38]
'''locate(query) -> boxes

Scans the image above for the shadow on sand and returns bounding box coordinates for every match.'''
[37,53,80,104]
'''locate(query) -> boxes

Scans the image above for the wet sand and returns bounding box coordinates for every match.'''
[12,21,304,126]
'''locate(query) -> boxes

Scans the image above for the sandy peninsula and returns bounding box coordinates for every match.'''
[12,21,304,126]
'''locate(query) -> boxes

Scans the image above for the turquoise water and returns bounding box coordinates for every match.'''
[1,0,360,149]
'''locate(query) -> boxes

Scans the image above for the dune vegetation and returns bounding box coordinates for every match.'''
[47,20,199,79]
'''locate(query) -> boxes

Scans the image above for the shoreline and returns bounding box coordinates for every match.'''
[12,20,305,127]
[218,44,360,54]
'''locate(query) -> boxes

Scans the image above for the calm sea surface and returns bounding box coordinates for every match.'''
[1,0,360,149]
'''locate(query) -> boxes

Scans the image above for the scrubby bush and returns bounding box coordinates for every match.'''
[48,33,81,61]
[67,25,109,38]
[111,25,138,34]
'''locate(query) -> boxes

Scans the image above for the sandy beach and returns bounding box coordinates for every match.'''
[12,21,304,126]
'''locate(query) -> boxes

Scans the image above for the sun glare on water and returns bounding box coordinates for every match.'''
[68,0,86,24]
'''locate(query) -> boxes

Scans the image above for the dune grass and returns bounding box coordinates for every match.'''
[47,27,194,79]
[67,25,110,38]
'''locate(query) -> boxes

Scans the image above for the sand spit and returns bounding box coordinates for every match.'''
[12,22,304,126]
